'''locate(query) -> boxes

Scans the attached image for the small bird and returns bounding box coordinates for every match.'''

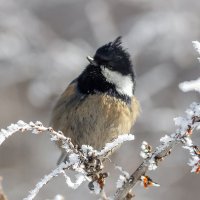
[50,36,140,164]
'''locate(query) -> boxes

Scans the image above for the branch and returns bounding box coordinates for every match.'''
[0,121,134,200]
[114,102,200,200]
[24,162,77,200]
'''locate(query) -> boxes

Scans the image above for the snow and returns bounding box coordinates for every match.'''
[97,134,135,156]
[62,172,86,189]
[69,153,80,164]
[160,135,172,144]
[140,141,152,159]
[141,141,148,150]
[115,166,129,179]
[179,78,200,93]
[173,117,189,134]
[140,151,148,159]
[92,181,101,194]
[192,41,200,55]
[183,137,193,146]
[81,144,95,156]
[0,120,30,145]
[116,175,126,189]
[145,102,200,171]
[68,153,81,170]
[115,166,130,189]
[148,159,157,170]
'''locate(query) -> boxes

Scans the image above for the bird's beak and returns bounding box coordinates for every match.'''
[87,56,97,66]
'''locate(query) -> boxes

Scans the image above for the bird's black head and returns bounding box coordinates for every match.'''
[88,36,133,76]
[78,37,135,103]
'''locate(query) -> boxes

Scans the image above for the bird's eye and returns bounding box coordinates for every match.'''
[107,61,115,69]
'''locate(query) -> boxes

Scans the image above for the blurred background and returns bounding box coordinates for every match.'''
[0,0,199,199]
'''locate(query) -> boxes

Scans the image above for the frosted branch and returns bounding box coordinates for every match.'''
[97,134,135,157]
[0,120,134,200]
[114,102,200,200]
[0,121,67,146]
[24,163,71,200]
[179,78,200,93]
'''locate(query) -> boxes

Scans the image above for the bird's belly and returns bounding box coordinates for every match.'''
[61,94,138,150]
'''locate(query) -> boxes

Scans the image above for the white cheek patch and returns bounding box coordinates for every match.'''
[101,66,134,97]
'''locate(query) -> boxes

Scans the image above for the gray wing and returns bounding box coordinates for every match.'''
[50,80,84,132]
[50,80,85,165]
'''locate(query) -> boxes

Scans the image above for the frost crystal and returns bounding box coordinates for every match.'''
[160,135,173,144]
[148,159,157,170]
[81,145,95,156]
[141,141,148,150]
[69,153,80,164]
[62,172,86,189]
[97,134,134,156]
[0,120,30,145]
[179,78,200,93]
[140,141,152,159]
[140,151,148,159]
[173,117,188,134]
[68,153,80,170]
[116,175,126,189]
[92,181,101,194]
[115,166,130,180]
[115,165,130,189]
[192,41,200,55]
[183,137,193,146]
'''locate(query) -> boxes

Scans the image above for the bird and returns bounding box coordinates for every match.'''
[50,36,140,164]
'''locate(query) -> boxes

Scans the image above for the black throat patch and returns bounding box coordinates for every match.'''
[77,65,131,104]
